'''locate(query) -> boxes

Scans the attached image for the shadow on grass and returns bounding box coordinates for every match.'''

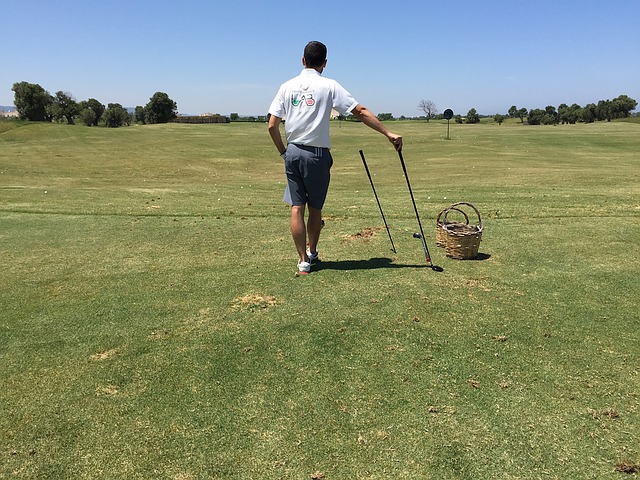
[316,257,426,271]
[434,252,491,262]
[465,252,491,261]
[314,252,490,271]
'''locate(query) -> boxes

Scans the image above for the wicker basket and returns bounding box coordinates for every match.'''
[441,202,483,259]
[436,206,470,248]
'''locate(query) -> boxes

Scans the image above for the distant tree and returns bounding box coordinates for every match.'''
[134,106,146,124]
[542,105,558,125]
[52,91,79,125]
[570,105,584,124]
[417,99,438,122]
[557,103,569,124]
[12,81,53,121]
[493,114,505,125]
[595,100,613,122]
[466,108,480,124]
[507,105,528,122]
[454,114,463,124]
[611,94,637,118]
[145,92,177,124]
[80,108,97,127]
[377,113,394,121]
[558,103,581,124]
[230,113,239,121]
[79,98,105,126]
[517,108,528,123]
[103,103,130,127]
[581,103,597,123]
[527,108,546,125]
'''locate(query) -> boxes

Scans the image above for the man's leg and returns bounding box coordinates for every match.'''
[290,204,308,263]
[307,206,322,255]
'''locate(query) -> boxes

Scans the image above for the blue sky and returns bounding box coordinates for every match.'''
[2,0,639,117]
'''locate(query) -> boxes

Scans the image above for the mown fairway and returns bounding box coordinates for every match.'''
[1,119,638,479]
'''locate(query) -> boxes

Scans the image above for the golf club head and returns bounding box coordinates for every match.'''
[412,232,422,239]
[431,265,444,272]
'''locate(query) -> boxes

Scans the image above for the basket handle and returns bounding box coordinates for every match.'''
[439,206,470,225]
[446,202,482,229]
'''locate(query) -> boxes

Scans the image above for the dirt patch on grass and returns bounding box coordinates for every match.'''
[615,460,640,473]
[90,349,118,361]
[464,277,492,291]
[427,405,457,415]
[232,293,280,311]
[95,385,119,396]
[588,407,619,420]
[149,329,171,340]
[174,474,195,480]
[344,226,382,241]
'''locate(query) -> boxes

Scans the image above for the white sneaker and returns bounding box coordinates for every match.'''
[306,249,319,263]
[297,261,311,274]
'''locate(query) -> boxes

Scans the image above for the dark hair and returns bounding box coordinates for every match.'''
[304,41,327,68]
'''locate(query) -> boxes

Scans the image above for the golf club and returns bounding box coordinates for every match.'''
[359,150,396,253]
[397,150,443,272]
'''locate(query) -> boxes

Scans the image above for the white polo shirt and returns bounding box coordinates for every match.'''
[268,69,358,148]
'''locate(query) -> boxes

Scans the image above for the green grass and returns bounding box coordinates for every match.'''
[1,120,639,479]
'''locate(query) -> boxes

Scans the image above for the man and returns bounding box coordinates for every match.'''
[268,41,402,275]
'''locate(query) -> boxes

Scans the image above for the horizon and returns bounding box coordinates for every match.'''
[2,101,637,120]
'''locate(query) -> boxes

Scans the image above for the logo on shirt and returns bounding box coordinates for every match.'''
[291,92,315,107]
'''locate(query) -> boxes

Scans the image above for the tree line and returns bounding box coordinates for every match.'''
[414,95,637,125]
[9,81,636,128]
[514,95,637,125]
[10,81,178,127]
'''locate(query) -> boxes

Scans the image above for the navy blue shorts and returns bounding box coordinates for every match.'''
[282,144,333,210]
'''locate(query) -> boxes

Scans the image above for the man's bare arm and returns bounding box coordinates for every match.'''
[351,104,403,151]
[268,115,287,155]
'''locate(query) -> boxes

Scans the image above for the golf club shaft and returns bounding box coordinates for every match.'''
[397,150,433,265]
[359,150,396,253]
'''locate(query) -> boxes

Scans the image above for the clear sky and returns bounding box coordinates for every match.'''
[2,0,639,117]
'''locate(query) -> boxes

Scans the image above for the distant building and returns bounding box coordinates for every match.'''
[0,108,19,118]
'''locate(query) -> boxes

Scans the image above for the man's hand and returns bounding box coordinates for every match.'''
[388,133,403,152]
